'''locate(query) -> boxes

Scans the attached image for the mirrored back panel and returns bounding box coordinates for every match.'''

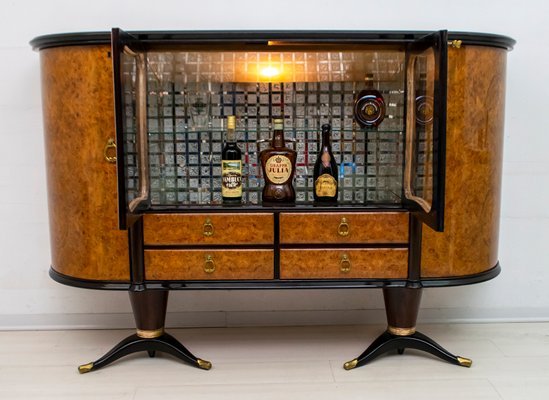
[120,47,407,207]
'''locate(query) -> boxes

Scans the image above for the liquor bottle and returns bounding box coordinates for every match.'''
[221,115,242,204]
[313,123,338,203]
[259,119,296,204]
[353,74,385,128]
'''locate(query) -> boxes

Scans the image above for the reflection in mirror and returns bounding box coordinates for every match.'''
[122,49,407,207]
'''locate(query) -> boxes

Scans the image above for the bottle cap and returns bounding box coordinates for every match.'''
[322,123,331,132]
[273,119,284,130]
[227,115,236,129]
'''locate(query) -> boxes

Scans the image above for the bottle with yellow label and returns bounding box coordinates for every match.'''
[221,115,242,204]
[313,123,338,203]
[259,119,296,204]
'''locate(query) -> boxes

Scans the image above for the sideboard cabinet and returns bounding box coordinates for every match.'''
[30,29,514,373]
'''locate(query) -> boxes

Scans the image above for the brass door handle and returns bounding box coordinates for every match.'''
[340,254,351,273]
[104,138,117,163]
[204,255,216,274]
[203,218,214,237]
[338,217,350,237]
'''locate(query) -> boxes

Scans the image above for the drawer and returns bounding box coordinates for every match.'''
[279,212,408,244]
[280,248,408,279]
[143,213,274,245]
[145,249,274,280]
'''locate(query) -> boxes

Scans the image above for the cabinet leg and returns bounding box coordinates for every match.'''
[344,287,472,370]
[78,290,211,373]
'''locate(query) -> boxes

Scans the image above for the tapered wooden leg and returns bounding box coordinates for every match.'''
[344,288,472,370]
[78,290,211,373]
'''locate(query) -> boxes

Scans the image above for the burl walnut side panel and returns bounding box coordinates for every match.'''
[421,46,507,278]
[40,45,130,281]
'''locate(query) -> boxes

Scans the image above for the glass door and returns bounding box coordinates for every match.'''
[112,28,149,229]
[404,30,448,232]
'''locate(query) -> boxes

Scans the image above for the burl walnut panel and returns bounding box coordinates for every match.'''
[279,212,409,244]
[143,213,274,245]
[421,46,507,278]
[280,249,408,279]
[40,45,130,281]
[145,249,274,280]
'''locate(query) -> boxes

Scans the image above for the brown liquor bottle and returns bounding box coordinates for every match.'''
[259,119,296,204]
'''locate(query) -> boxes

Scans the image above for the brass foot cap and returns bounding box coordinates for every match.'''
[78,362,94,374]
[387,326,416,336]
[457,356,473,368]
[136,328,165,339]
[197,359,212,370]
[343,359,358,370]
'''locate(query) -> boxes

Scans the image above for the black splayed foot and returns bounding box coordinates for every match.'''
[78,332,211,373]
[344,330,472,370]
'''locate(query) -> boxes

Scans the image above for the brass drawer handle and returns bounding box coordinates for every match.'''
[338,217,350,237]
[203,218,214,237]
[104,138,117,163]
[204,254,216,274]
[340,254,351,273]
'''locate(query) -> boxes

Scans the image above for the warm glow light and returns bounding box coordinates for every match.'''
[261,66,281,78]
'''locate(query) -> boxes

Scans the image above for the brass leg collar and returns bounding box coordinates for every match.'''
[136,328,165,339]
[78,362,94,374]
[197,358,212,370]
[387,326,416,336]
[343,358,358,370]
[457,356,473,368]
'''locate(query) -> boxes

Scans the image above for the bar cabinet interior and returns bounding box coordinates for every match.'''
[31,29,514,373]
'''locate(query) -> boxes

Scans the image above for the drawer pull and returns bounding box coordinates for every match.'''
[338,217,350,237]
[204,254,216,274]
[340,254,351,273]
[203,218,214,237]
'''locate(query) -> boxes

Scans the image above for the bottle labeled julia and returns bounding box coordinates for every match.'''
[259,119,296,204]
[313,123,338,203]
[221,115,242,204]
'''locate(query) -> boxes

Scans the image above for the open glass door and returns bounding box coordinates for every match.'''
[404,30,448,232]
[112,28,149,229]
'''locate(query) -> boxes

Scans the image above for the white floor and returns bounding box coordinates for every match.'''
[1,322,548,399]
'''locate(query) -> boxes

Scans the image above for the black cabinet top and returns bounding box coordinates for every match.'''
[30,30,515,51]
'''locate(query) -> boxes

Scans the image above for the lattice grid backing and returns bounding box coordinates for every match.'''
[121,50,406,207]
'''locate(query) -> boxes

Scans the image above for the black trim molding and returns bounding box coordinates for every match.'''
[421,263,501,288]
[49,262,501,291]
[49,267,132,290]
[31,30,515,51]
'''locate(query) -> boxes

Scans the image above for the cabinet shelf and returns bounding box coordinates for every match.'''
[136,128,404,136]
[143,203,407,213]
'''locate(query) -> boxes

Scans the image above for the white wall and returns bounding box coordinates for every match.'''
[1,0,548,330]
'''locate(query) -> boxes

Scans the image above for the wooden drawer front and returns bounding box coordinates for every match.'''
[145,249,274,280]
[280,249,408,279]
[279,212,408,244]
[143,213,274,245]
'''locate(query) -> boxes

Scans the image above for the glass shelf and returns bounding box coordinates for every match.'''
[145,202,406,213]
[143,128,404,136]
